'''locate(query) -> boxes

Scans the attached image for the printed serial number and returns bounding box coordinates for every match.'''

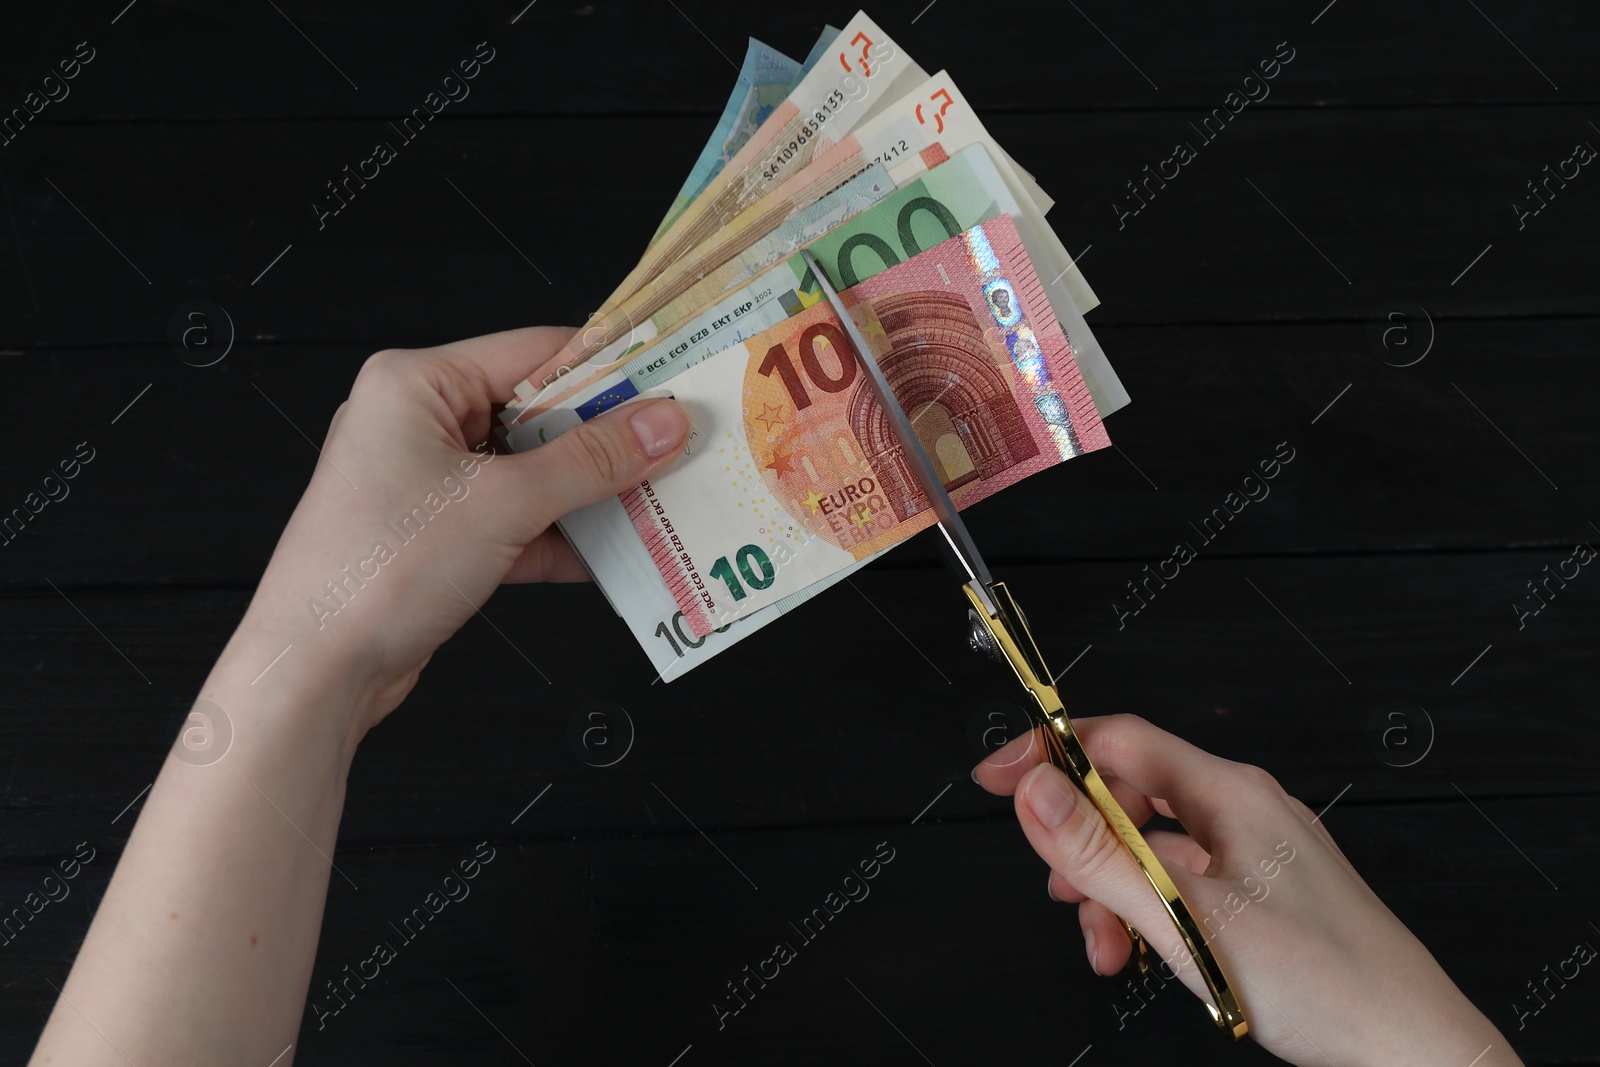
[871,138,911,168]
[761,90,848,181]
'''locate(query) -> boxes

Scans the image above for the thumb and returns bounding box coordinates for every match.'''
[504,399,692,536]
[1016,762,1205,987]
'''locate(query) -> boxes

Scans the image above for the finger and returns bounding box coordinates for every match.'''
[1056,831,1208,973]
[1143,828,1212,876]
[499,398,691,540]
[502,529,592,585]
[1015,762,1207,989]
[973,727,1046,794]
[355,329,581,454]
[1080,899,1132,975]
[430,326,581,402]
[1069,715,1243,853]
[974,728,1158,828]
[1047,869,1087,904]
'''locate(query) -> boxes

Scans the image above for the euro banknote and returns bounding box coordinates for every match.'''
[498,13,927,406]
[506,142,1123,434]
[646,38,804,249]
[505,146,1077,674]
[507,145,1015,424]
[503,151,1121,670]
[506,74,1111,417]
[604,12,927,317]
[610,216,1108,636]
[495,16,1125,676]
[798,24,841,77]
[503,164,900,424]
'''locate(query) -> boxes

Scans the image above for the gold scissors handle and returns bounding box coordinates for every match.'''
[966,581,1249,1040]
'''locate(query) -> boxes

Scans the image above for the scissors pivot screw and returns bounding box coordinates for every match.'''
[967,610,1002,662]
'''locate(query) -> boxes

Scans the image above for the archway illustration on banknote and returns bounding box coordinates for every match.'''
[847,290,1039,523]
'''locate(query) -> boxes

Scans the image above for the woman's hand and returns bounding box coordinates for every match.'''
[973,715,1520,1067]
[234,326,690,738]
[29,327,692,1067]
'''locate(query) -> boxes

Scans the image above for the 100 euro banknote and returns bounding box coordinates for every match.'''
[622,214,1108,636]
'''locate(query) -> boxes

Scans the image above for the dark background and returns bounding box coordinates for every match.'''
[2,1,1598,1063]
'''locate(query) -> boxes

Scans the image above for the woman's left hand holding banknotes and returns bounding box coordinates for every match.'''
[29,327,691,1065]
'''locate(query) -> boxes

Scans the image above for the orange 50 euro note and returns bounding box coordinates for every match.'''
[617,214,1109,637]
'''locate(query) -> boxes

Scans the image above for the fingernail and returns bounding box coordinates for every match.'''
[1085,928,1098,972]
[1046,874,1061,902]
[970,766,980,784]
[629,401,689,458]
[1026,767,1077,830]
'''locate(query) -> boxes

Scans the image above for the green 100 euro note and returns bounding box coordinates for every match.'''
[593,215,1107,637]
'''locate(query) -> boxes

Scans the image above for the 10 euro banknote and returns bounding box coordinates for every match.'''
[617,214,1107,636]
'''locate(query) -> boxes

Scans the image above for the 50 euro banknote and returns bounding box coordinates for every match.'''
[621,214,1107,637]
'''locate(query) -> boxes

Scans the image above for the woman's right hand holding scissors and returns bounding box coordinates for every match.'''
[973,714,1521,1067]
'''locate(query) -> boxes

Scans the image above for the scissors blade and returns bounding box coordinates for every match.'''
[799,250,998,612]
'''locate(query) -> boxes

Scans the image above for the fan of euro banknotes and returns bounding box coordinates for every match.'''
[497,12,1128,680]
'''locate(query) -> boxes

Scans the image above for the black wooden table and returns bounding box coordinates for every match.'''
[2,2,1597,1063]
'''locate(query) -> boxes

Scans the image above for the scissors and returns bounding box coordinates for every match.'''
[800,250,1248,1040]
